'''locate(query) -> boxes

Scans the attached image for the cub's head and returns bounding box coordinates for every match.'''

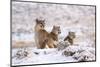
[68,31,76,39]
[35,18,45,31]
[52,25,61,35]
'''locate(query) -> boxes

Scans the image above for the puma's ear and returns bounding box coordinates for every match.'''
[53,25,56,27]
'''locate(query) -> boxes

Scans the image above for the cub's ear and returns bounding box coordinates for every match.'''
[58,26,60,28]
[42,19,45,22]
[53,25,56,29]
[36,18,39,23]
[69,31,71,34]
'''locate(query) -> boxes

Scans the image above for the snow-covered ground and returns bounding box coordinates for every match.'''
[12,0,96,66]
[12,45,95,66]
[12,48,76,66]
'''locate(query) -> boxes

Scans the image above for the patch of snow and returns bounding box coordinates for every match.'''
[12,47,77,66]
[12,44,95,66]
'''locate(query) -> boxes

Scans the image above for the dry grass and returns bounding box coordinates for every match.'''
[12,40,35,48]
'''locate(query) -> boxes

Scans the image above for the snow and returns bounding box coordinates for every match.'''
[12,48,76,66]
[11,1,96,66]
[12,45,95,66]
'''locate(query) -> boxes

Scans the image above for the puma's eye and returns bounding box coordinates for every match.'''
[40,23,42,24]
[40,25,43,27]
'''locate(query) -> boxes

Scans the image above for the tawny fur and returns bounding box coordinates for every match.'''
[34,18,47,49]
[46,26,61,48]
[12,40,34,48]
[34,18,61,49]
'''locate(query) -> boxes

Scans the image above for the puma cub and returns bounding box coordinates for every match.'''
[46,25,61,48]
[64,32,76,45]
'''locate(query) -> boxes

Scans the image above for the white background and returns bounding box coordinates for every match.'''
[0,0,99,67]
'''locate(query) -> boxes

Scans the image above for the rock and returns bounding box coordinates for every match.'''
[62,51,75,56]
[34,52,39,55]
[61,45,95,62]
[57,41,70,51]
[73,50,95,62]
[16,48,30,59]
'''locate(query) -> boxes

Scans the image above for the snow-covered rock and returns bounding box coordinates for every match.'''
[61,45,95,61]
[57,41,70,51]
[73,50,95,62]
